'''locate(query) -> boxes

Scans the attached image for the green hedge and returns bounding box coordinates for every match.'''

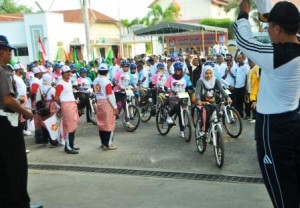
[200,18,235,39]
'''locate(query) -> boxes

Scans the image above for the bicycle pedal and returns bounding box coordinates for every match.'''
[169,123,176,127]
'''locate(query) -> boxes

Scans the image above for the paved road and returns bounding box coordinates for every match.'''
[25,116,272,207]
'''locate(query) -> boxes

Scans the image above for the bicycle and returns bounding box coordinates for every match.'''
[194,101,225,168]
[139,87,165,123]
[74,86,97,125]
[121,88,140,132]
[192,89,242,138]
[156,91,192,142]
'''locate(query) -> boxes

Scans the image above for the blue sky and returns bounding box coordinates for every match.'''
[17,0,154,20]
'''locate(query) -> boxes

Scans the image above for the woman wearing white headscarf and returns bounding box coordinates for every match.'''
[195,65,232,134]
[36,73,59,147]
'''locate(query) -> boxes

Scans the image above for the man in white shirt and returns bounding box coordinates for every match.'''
[233,54,250,118]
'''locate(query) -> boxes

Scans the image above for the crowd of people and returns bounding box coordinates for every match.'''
[0,0,299,207]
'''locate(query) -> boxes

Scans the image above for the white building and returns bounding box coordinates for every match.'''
[0,9,121,65]
[148,0,235,21]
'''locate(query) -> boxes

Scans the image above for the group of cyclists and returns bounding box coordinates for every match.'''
[13,50,248,163]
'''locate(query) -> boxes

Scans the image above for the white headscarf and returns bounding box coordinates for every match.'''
[42,73,52,86]
[201,65,216,90]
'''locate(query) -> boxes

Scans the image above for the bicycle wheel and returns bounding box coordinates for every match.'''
[213,125,224,168]
[122,104,140,132]
[222,106,242,138]
[182,109,192,142]
[191,105,201,127]
[195,118,206,153]
[140,102,152,123]
[156,106,171,135]
[86,98,97,125]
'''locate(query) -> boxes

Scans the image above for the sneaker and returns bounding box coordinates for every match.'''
[23,130,32,136]
[102,145,117,150]
[26,149,30,154]
[249,119,256,124]
[166,116,173,124]
[49,143,58,148]
[180,131,185,138]
[126,122,135,128]
[244,116,250,120]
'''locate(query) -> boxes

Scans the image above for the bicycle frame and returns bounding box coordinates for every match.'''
[207,110,223,147]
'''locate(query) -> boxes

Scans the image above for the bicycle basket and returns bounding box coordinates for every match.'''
[169,94,179,107]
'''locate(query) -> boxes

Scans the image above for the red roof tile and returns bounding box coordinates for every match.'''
[0,13,24,22]
[0,9,117,24]
[54,9,118,24]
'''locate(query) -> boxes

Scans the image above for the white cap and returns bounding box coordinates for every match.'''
[98,63,108,71]
[61,65,71,73]
[13,63,24,70]
[33,66,46,74]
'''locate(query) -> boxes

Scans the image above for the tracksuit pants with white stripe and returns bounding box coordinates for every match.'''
[255,110,300,208]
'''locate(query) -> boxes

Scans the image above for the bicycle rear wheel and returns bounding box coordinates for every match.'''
[156,106,171,135]
[222,106,242,138]
[195,118,206,153]
[182,109,192,142]
[122,104,140,132]
[213,125,224,168]
[191,105,201,127]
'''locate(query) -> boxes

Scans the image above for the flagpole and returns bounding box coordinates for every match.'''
[117,0,123,59]
[83,0,91,62]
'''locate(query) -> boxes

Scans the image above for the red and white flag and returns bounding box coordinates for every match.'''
[38,36,47,65]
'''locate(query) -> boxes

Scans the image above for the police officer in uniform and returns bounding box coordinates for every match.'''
[0,35,42,208]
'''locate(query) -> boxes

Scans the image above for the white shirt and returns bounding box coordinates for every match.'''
[14,75,27,97]
[41,85,55,101]
[139,68,149,88]
[233,63,249,88]
[234,18,300,114]
[214,62,227,79]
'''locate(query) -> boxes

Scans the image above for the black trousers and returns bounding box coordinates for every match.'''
[234,87,245,118]
[99,131,113,147]
[0,116,30,208]
[255,111,300,208]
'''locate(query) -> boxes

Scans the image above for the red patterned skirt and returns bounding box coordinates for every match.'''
[61,101,79,133]
[96,99,116,132]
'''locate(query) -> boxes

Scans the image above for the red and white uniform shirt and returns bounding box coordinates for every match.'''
[93,76,113,100]
[55,79,75,102]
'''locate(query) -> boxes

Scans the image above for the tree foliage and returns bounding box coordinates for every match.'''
[200,18,235,39]
[120,2,180,28]
[0,0,32,14]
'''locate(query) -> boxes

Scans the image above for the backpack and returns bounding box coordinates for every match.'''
[36,87,52,117]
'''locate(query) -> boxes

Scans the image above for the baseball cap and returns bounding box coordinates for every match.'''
[0,35,16,50]
[98,63,108,71]
[13,63,24,70]
[61,65,71,73]
[259,1,300,25]
[33,66,46,74]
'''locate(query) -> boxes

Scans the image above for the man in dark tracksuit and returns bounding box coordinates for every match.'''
[235,1,300,207]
